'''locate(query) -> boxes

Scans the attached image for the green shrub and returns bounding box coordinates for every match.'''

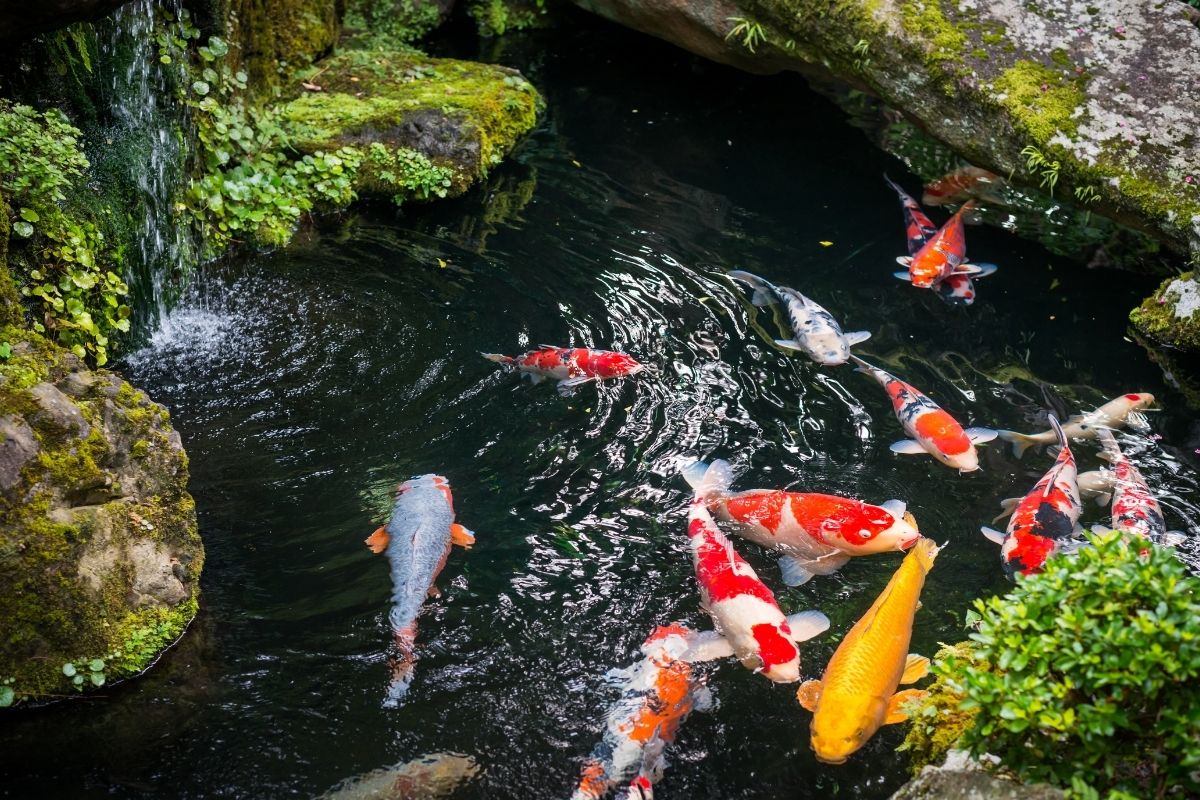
[0,102,131,366]
[950,530,1200,798]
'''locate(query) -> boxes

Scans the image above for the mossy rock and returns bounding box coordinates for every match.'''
[278,50,542,199]
[1130,273,1200,353]
[0,326,202,705]
[216,0,339,95]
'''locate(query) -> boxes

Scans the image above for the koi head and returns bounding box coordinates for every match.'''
[944,445,980,473]
[1124,392,1155,411]
[597,352,644,378]
[908,253,944,289]
[810,696,885,763]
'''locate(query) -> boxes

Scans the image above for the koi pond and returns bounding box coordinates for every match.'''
[3,19,1198,800]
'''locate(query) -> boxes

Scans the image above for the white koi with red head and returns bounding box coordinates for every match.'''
[922,166,1007,207]
[682,463,830,683]
[682,459,919,586]
[482,345,644,395]
[1095,429,1171,544]
[997,392,1156,459]
[851,356,996,473]
[981,417,1083,576]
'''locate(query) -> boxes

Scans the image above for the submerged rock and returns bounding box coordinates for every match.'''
[278,50,542,200]
[0,327,202,705]
[890,751,1064,800]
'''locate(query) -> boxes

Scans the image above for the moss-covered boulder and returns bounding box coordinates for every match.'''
[890,752,1064,800]
[0,326,202,705]
[278,50,541,200]
[567,0,1200,262]
[215,0,340,95]
[1131,273,1200,352]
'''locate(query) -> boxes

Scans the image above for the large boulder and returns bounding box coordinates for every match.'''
[0,327,202,705]
[278,50,542,200]
[568,0,1200,261]
[891,751,1064,800]
[1131,272,1200,351]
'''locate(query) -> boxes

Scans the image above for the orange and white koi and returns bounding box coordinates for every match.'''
[482,346,644,395]
[682,459,919,586]
[885,176,994,294]
[921,166,1006,207]
[570,624,715,800]
[851,356,996,473]
[1093,429,1182,545]
[981,416,1082,576]
[796,538,938,764]
[683,464,830,683]
[365,474,475,706]
[728,271,870,365]
[997,392,1155,459]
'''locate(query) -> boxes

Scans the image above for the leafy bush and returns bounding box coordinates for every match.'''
[0,102,131,365]
[942,531,1200,798]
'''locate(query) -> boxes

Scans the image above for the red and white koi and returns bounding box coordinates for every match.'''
[365,474,475,706]
[922,166,1007,207]
[482,346,644,395]
[997,392,1155,459]
[1094,428,1178,544]
[682,459,919,586]
[728,271,870,366]
[885,176,993,294]
[981,416,1082,576]
[570,624,715,800]
[851,356,997,473]
[683,464,830,683]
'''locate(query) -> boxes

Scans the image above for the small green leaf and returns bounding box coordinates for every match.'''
[89,659,105,672]
[62,662,76,677]
[19,207,39,222]
[192,81,210,96]
[13,221,34,238]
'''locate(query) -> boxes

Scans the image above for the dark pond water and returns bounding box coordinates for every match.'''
[4,18,1199,800]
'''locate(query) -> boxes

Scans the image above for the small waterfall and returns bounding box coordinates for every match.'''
[96,0,194,333]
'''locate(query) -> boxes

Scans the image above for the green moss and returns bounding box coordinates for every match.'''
[279,51,541,196]
[468,0,550,37]
[131,440,150,459]
[970,47,988,60]
[992,60,1085,140]
[1049,47,1070,67]
[222,0,339,95]
[899,642,983,772]
[899,0,967,64]
[1130,272,1200,351]
[108,596,198,676]
[342,0,444,50]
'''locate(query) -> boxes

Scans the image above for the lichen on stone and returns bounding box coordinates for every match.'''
[1130,272,1200,351]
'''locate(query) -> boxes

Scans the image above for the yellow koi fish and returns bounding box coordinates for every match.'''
[796,537,938,764]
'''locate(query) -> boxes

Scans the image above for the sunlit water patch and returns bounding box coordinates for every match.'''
[3,21,1198,800]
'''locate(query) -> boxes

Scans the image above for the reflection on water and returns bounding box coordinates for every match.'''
[3,20,1198,800]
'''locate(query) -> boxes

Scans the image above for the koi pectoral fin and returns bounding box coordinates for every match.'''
[774,339,807,352]
[900,654,930,684]
[450,523,476,548]
[893,271,914,282]
[992,497,1020,523]
[951,264,984,276]
[843,331,872,346]
[981,526,1006,545]
[883,689,929,724]
[785,610,831,643]
[681,631,735,663]
[557,376,596,395]
[965,427,999,444]
[889,439,928,456]
[796,680,822,712]
[365,526,390,554]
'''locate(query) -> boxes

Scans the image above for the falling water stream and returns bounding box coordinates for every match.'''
[2,18,1198,800]
[95,0,192,327]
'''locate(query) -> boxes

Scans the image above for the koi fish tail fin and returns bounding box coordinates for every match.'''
[996,429,1038,459]
[1048,414,1068,450]
[1095,427,1121,462]
[383,628,417,708]
[570,761,611,800]
[728,270,777,307]
[681,459,735,499]
[480,352,514,366]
